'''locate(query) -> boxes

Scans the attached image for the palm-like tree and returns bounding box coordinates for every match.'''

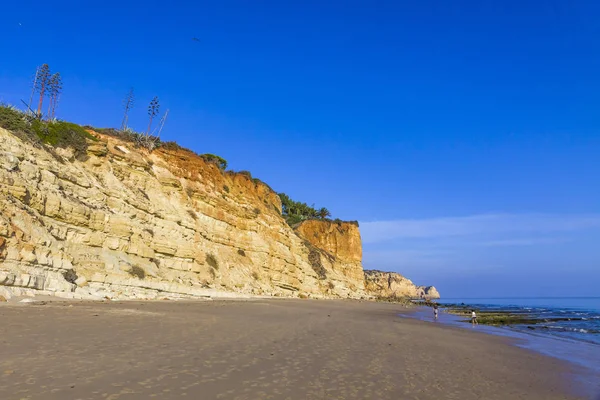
[317,207,331,219]
[47,73,62,119]
[147,96,160,135]
[35,64,51,117]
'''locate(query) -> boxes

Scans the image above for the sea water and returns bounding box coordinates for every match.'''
[441,297,600,346]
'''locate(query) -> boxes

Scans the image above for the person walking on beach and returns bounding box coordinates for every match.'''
[433,304,439,320]
[471,310,478,326]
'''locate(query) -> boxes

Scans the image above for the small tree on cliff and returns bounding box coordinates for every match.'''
[147,96,160,135]
[317,207,331,219]
[35,64,51,117]
[27,66,40,115]
[121,87,134,131]
[133,96,162,151]
[47,72,62,120]
[154,108,169,138]
[278,193,332,226]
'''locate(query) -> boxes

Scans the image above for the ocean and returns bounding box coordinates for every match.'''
[440,297,600,346]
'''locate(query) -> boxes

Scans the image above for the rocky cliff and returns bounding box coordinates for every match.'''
[294,220,364,284]
[0,127,369,300]
[364,270,440,299]
[0,123,440,302]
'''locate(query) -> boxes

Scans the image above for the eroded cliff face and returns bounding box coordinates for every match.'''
[0,127,367,300]
[293,220,365,290]
[364,270,440,299]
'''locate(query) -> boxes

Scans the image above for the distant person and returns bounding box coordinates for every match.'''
[433,304,439,320]
[471,310,478,326]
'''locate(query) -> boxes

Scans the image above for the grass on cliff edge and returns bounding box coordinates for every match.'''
[0,104,96,155]
[93,127,229,171]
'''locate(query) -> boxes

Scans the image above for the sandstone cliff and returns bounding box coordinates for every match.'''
[364,270,440,299]
[0,127,367,300]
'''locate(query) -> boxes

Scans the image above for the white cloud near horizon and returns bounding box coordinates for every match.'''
[359,213,600,244]
[479,237,571,247]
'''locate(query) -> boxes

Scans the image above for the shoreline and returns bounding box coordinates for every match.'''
[401,306,600,399]
[0,298,593,399]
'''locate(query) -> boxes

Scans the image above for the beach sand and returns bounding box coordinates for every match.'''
[0,299,588,399]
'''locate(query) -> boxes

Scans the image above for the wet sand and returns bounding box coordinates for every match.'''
[0,299,587,399]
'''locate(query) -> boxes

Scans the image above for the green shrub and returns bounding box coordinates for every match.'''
[308,248,327,280]
[62,269,78,284]
[278,192,334,226]
[223,185,230,193]
[90,127,122,137]
[160,141,185,151]
[0,104,30,133]
[200,153,227,170]
[187,209,197,220]
[128,266,146,279]
[285,214,304,226]
[39,120,97,151]
[238,170,252,178]
[0,105,96,155]
[237,249,246,257]
[206,253,219,270]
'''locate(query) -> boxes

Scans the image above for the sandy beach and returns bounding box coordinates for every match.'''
[0,299,589,399]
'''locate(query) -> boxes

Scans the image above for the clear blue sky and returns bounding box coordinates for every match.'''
[2,1,600,297]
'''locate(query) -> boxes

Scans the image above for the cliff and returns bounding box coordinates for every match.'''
[364,270,440,299]
[294,220,364,283]
[0,127,367,300]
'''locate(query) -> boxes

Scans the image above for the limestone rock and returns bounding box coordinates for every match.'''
[75,276,88,287]
[0,287,12,300]
[364,270,440,299]
[0,127,371,300]
[418,286,440,299]
[0,126,438,301]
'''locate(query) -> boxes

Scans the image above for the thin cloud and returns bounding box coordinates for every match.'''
[363,249,449,266]
[479,237,571,247]
[360,213,600,244]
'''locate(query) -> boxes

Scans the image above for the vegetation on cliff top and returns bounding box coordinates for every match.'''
[2,64,356,228]
[278,192,358,227]
[278,192,331,225]
[91,127,228,170]
[0,104,96,156]
[1,103,357,229]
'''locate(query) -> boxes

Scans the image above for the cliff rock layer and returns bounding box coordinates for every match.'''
[364,270,440,299]
[0,127,367,300]
[294,220,364,285]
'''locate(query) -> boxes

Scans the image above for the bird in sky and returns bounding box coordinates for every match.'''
[192,37,200,42]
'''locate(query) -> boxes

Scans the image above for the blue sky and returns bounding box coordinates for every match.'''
[1,1,599,297]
